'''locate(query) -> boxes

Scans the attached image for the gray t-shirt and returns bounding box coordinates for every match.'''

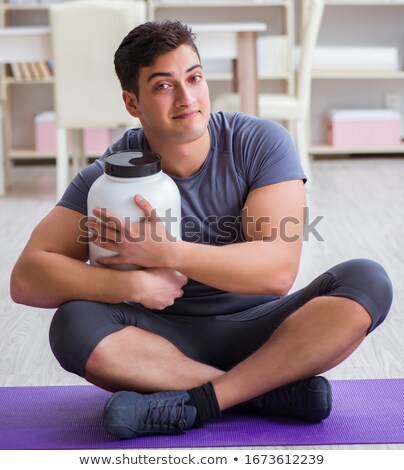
[58,111,305,315]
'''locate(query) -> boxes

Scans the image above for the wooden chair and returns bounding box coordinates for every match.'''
[49,0,146,198]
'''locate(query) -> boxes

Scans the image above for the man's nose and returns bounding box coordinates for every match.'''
[175,83,196,107]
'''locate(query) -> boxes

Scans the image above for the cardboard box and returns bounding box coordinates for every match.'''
[326,109,402,147]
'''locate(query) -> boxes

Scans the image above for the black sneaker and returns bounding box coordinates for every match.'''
[244,376,332,422]
[103,390,197,439]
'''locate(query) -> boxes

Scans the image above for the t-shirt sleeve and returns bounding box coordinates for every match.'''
[56,160,104,215]
[56,129,136,215]
[234,114,306,190]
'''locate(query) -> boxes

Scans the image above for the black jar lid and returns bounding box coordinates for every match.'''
[104,150,161,178]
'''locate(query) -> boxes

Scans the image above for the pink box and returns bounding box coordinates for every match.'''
[35,112,111,154]
[326,109,402,147]
[35,111,57,153]
[84,128,111,154]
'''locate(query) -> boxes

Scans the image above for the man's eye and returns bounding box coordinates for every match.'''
[191,75,202,83]
[155,83,170,91]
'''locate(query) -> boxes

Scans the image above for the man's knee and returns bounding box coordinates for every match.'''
[329,258,393,331]
[49,300,92,376]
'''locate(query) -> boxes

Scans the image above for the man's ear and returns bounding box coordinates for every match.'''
[123,90,141,118]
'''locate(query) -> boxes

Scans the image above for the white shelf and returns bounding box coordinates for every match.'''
[312,70,404,79]
[2,0,404,167]
[2,4,49,11]
[204,72,290,81]
[193,22,267,33]
[9,149,55,160]
[310,1,404,156]
[9,149,101,160]
[0,25,50,36]
[324,1,404,5]
[310,143,404,155]
[152,0,289,7]
[5,77,53,85]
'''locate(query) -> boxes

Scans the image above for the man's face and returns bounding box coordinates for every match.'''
[124,45,211,147]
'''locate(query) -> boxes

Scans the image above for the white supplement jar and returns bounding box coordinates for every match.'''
[87,150,181,270]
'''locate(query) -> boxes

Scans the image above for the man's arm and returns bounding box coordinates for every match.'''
[174,179,306,295]
[10,206,186,309]
[93,179,306,296]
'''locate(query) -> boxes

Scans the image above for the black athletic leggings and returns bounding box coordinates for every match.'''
[49,258,393,377]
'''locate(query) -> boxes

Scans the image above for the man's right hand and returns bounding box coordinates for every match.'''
[131,267,188,310]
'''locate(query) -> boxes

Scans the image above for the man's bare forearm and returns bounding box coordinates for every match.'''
[171,239,300,296]
[10,251,138,308]
[119,180,305,297]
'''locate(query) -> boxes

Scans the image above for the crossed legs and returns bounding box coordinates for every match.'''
[49,258,393,430]
[84,295,371,411]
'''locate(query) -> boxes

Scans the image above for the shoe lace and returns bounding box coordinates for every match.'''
[144,398,188,432]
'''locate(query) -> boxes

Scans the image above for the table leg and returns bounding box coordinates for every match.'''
[236,31,259,116]
[0,105,5,196]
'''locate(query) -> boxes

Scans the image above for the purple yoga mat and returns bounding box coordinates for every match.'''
[0,379,403,449]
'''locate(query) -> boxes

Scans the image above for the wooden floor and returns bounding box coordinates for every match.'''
[1,158,403,450]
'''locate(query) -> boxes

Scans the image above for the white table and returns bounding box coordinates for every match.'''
[192,22,267,116]
[0,27,51,196]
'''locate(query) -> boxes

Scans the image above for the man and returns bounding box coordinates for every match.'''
[11,21,393,439]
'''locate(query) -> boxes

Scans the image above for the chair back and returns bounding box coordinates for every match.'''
[49,0,146,129]
[297,0,324,113]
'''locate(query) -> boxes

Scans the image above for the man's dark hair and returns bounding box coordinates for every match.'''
[114,20,200,98]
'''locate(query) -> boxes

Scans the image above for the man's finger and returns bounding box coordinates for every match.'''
[92,207,123,232]
[134,194,160,222]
